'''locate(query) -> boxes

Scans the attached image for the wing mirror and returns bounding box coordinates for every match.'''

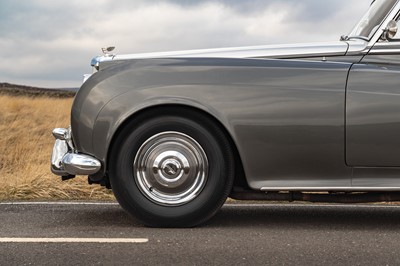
[382,20,398,41]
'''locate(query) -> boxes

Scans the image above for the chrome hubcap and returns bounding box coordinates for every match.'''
[134,131,208,206]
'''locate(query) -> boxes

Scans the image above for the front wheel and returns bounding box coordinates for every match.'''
[109,110,234,227]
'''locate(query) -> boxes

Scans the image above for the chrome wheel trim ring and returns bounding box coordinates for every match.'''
[134,131,208,206]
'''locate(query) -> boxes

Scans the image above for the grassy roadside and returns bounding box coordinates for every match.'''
[0,94,114,201]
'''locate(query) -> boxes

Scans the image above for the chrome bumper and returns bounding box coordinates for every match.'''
[51,127,101,177]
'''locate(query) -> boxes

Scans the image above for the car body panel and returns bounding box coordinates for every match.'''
[346,41,400,186]
[64,0,400,192]
[346,57,400,167]
[71,57,355,189]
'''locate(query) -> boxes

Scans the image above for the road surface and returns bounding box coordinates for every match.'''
[1,202,400,265]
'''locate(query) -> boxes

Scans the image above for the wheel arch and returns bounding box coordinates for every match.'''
[106,104,249,190]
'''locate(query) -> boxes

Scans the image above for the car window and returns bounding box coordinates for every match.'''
[348,0,398,40]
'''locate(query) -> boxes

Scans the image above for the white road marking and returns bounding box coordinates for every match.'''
[0,202,118,205]
[0,238,148,243]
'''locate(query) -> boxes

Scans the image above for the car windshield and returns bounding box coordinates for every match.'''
[347,0,398,40]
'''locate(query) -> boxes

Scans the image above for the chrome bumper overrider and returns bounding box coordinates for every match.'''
[51,127,101,176]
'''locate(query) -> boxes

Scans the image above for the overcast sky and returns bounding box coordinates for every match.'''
[1,0,369,88]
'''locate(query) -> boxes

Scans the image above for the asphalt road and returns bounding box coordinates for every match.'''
[1,202,400,266]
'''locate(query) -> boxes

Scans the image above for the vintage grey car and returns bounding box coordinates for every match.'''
[51,0,400,227]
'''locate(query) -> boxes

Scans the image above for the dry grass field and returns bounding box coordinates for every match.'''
[0,93,114,200]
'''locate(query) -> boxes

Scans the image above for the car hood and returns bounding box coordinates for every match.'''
[92,40,367,69]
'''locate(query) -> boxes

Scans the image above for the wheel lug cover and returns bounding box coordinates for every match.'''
[134,131,208,206]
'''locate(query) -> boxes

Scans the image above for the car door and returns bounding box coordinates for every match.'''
[346,41,400,168]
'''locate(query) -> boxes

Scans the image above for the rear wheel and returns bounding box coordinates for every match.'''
[109,109,234,227]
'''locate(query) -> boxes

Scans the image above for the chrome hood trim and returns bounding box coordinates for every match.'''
[92,40,367,68]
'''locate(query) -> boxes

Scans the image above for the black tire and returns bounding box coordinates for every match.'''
[109,109,234,227]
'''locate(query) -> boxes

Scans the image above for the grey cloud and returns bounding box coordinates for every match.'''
[0,0,368,87]
[160,0,357,19]
[1,1,89,40]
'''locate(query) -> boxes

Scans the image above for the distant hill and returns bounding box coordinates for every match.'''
[0,83,77,98]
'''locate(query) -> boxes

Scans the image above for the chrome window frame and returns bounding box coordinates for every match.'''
[367,1,400,52]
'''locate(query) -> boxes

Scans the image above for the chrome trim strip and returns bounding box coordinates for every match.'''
[261,187,400,192]
[368,49,400,54]
[345,39,369,55]
[368,42,400,54]
[91,41,350,67]
[372,41,400,47]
